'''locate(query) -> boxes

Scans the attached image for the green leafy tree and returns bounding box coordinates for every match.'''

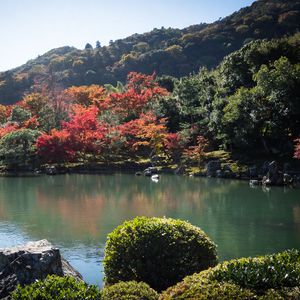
[222,87,263,149]
[38,105,58,132]
[0,129,41,170]
[95,40,101,48]
[85,43,93,50]
[173,68,219,139]
[222,57,300,153]
[22,92,48,115]
[254,56,300,139]
[9,106,31,125]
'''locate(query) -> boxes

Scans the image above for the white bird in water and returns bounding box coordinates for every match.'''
[151,174,160,182]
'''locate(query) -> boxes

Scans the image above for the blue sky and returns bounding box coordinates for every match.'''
[0,0,255,71]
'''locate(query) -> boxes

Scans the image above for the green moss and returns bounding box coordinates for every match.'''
[103,217,217,292]
[101,281,159,300]
[204,150,248,173]
[205,150,231,161]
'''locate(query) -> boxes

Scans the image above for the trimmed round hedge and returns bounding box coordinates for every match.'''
[103,216,218,291]
[160,249,300,299]
[101,281,159,300]
[161,276,256,300]
[12,275,101,300]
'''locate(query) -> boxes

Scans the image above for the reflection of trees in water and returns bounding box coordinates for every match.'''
[0,175,220,243]
[34,175,208,242]
[0,201,5,219]
[0,175,299,257]
[37,192,105,238]
[293,206,300,235]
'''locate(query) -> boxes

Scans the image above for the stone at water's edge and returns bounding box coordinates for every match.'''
[206,160,221,177]
[0,239,82,299]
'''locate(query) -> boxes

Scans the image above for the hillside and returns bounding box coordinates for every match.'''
[0,0,299,104]
[0,33,299,173]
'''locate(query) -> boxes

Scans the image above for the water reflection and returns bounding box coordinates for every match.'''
[0,174,299,286]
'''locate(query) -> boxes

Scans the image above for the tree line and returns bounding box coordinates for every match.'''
[0,34,299,170]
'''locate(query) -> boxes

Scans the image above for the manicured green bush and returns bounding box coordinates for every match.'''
[160,274,256,300]
[101,281,159,300]
[161,249,300,299]
[103,216,217,291]
[212,249,300,290]
[12,275,101,300]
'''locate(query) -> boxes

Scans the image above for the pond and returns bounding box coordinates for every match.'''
[0,174,299,287]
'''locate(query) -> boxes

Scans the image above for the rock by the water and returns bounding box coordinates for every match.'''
[216,170,223,178]
[45,166,58,175]
[249,165,258,178]
[223,164,232,172]
[143,167,158,177]
[150,155,162,166]
[265,161,283,186]
[222,164,235,178]
[174,166,185,175]
[249,179,260,186]
[206,160,221,177]
[283,173,293,185]
[0,240,82,299]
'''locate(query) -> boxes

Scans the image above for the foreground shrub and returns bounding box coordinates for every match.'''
[101,281,159,300]
[212,249,300,290]
[12,275,101,300]
[160,276,256,300]
[161,249,300,299]
[104,216,217,291]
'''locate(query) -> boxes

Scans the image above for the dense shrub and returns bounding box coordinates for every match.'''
[160,274,256,300]
[212,249,300,290]
[101,281,159,300]
[12,275,101,300]
[161,249,300,299]
[103,216,217,291]
[0,129,41,169]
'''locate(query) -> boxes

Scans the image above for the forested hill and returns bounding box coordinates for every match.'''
[1,0,300,104]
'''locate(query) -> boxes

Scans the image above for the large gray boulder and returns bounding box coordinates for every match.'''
[268,161,283,185]
[261,161,284,186]
[0,240,82,299]
[206,160,221,177]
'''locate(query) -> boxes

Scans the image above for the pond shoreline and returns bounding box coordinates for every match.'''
[1,160,300,187]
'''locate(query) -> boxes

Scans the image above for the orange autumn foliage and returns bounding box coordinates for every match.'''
[23,117,40,130]
[65,85,106,108]
[0,123,18,139]
[183,135,208,163]
[0,104,7,123]
[119,112,168,154]
[21,93,48,115]
[105,72,168,118]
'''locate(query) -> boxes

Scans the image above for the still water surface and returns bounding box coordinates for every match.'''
[0,174,299,286]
